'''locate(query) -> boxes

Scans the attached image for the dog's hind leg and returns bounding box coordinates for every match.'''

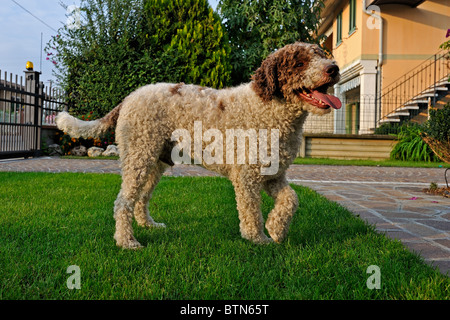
[231,171,273,244]
[263,175,299,243]
[133,161,167,229]
[113,136,165,249]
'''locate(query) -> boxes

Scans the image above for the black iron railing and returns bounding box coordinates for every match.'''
[379,50,450,123]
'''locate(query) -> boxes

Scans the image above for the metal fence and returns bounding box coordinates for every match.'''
[0,69,66,159]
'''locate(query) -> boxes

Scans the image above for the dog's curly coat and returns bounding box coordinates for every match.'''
[56,42,341,249]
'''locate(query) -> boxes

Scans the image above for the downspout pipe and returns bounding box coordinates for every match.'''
[363,0,383,68]
[363,0,383,126]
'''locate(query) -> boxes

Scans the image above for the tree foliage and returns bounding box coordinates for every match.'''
[144,0,231,89]
[218,0,324,85]
[47,0,231,117]
[423,104,450,144]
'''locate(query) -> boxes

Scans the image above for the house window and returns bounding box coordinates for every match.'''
[349,0,356,34]
[336,11,342,46]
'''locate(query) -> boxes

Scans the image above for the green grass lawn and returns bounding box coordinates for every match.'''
[0,172,448,300]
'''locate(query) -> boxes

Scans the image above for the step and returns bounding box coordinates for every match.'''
[421,86,449,94]
[387,111,410,117]
[405,99,428,105]
[397,105,420,111]
[415,93,438,99]
[379,118,400,123]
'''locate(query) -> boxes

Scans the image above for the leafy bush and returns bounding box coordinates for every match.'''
[421,103,450,163]
[390,123,437,162]
[422,104,450,143]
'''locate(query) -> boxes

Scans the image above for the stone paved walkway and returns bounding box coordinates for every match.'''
[1,157,449,275]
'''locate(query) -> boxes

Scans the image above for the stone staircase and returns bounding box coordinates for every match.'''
[379,77,450,123]
[377,49,450,125]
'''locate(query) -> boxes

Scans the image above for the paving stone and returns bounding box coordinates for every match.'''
[403,242,450,260]
[429,260,450,276]
[433,239,450,249]
[384,230,422,242]
[419,219,450,232]
[401,222,443,238]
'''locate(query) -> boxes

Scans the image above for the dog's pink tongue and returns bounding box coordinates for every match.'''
[311,90,342,109]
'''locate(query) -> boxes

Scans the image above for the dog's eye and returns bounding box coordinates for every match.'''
[296,62,304,68]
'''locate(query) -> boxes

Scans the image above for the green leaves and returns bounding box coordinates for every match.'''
[150,0,232,88]
[390,104,450,162]
[48,0,232,118]
[390,124,437,162]
[218,0,324,85]
[423,104,450,143]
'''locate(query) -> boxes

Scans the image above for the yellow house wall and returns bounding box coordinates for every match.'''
[330,0,449,90]
[378,1,450,90]
[332,1,363,70]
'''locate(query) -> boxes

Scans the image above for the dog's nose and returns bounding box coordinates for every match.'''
[325,64,339,77]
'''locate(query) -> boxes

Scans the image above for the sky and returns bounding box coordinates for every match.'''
[0,0,220,86]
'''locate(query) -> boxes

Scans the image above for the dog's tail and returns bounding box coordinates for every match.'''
[55,104,122,139]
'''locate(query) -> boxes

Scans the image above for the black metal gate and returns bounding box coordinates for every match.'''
[0,68,66,159]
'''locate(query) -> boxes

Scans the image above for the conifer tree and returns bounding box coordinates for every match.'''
[145,0,231,88]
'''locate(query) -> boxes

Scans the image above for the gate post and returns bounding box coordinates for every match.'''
[24,63,42,157]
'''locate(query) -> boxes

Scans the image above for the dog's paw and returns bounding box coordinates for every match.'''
[119,239,143,250]
[266,230,284,244]
[242,232,274,245]
[115,234,144,249]
[255,236,274,245]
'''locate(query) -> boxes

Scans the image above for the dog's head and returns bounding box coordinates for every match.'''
[251,42,341,114]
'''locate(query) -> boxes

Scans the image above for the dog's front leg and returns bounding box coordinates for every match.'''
[263,176,299,243]
[231,174,273,244]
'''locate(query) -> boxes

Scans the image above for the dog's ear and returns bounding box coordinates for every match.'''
[251,55,279,102]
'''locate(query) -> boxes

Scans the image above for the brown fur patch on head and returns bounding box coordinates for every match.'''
[169,82,185,96]
[218,100,225,111]
[276,44,312,101]
[251,54,280,102]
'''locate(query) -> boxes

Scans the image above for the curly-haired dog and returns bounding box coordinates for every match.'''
[56,42,341,249]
